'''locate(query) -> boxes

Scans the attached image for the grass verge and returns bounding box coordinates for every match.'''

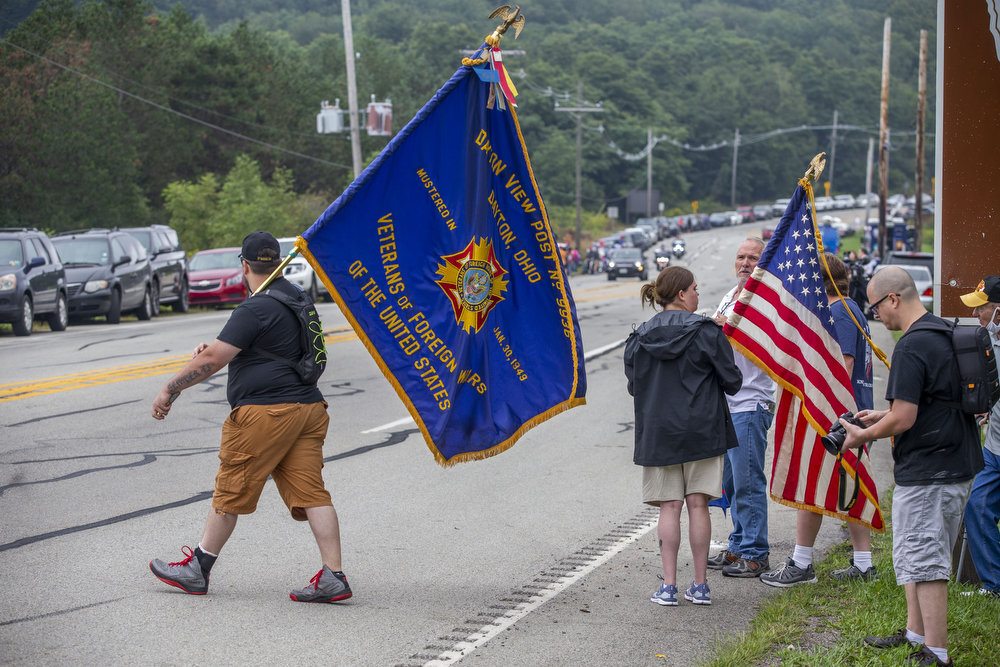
[699,488,1000,667]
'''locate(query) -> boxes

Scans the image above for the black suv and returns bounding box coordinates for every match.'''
[122,225,189,315]
[51,229,154,324]
[0,228,69,336]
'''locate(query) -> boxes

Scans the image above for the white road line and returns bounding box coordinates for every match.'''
[360,339,630,434]
[423,515,659,667]
[582,337,627,360]
[360,416,415,433]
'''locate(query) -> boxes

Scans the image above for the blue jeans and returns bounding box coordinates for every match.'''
[722,404,773,560]
[964,448,1000,593]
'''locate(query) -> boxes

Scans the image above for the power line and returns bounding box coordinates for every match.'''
[606,124,934,161]
[0,37,351,170]
[0,15,326,139]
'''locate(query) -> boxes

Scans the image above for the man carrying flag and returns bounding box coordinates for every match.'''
[148,232,352,604]
[708,237,777,578]
[722,155,885,588]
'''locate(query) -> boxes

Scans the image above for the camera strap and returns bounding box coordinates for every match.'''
[837,453,860,511]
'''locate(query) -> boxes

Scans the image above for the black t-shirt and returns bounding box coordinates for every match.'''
[884,312,983,486]
[217,277,325,409]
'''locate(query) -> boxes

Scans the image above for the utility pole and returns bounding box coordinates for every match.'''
[864,136,874,233]
[915,29,928,250]
[342,0,362,178]
[829,110,838,193]
[554,82,602,251]
[877,17,891,258]
[647,127,653,217]
[730,128,740,209]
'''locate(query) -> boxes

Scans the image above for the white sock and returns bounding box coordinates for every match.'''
[792,545,813,569]
[926,645,949,663]
[853,551,872,572]
[905,628,925,645]
[197,543,219,558]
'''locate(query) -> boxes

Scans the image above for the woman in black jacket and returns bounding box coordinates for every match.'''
[625,266,743,607]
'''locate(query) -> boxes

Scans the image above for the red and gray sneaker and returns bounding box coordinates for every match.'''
[150,546,210,595]
[290,565,352,603]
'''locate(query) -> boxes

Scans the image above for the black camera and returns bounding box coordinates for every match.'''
[820,412,865,456]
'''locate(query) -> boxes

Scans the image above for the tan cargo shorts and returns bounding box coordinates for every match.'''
[212,401,332,521]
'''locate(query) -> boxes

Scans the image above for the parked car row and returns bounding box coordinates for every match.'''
[1,225,333,337]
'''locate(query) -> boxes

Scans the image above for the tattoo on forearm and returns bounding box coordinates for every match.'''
[166,363,215,393]
[169,369,201,391]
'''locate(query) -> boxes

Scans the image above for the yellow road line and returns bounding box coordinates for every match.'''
[0,330,361,403]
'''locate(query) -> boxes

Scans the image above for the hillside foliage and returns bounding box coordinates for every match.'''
[1,0,936,237]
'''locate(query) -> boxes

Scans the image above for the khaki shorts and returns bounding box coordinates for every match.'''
[213,402,332,521]
[642,455,725,505]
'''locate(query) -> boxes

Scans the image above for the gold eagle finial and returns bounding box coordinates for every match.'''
[803,152,827,183]
[486,5,525,46]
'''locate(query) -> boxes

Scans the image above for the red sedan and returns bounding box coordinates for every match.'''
[187,248,247,307]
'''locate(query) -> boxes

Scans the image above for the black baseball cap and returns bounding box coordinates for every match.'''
[241,231,280,263]
[960,275,1000,307]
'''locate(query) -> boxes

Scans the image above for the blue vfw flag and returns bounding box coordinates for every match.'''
[298,62,587,466]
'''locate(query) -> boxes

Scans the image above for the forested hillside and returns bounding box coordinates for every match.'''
[1,0,936,244]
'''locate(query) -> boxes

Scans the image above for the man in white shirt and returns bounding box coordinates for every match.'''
[707,237,777,577]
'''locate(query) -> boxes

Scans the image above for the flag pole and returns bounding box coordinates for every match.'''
[804,153,890,369]
[252,243,300,296]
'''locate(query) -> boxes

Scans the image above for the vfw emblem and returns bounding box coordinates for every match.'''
[435,237,509,333]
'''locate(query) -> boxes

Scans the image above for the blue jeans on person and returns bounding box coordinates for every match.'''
[964,448,1000,593]
[722,404,773,560]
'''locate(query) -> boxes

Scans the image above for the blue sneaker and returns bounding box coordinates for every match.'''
[684,582,711,605]
[650,583,678,606]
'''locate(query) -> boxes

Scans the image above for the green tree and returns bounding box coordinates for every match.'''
[163,154,307,252]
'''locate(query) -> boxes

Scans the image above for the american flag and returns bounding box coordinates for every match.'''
[724,182,884,532]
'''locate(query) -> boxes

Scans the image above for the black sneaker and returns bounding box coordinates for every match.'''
[150,546,209,595]
[760,557,817,587]
[722,555,770,578]
[831,558,878,582]
[290,565,353,603]
[707,549,740,570]
[906,646,952,666]
[864,628,911,649]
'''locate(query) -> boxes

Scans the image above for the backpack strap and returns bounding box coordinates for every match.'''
[905,316,964,411]
[247,288,303,369]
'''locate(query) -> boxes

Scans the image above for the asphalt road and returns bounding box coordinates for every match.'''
[0,213,895,666]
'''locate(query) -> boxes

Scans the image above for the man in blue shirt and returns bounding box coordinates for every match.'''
[761,253,876,587]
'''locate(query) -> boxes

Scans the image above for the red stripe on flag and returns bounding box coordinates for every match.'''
[731,324,850,430]
[735,278,853,396]
[771,389,795,483]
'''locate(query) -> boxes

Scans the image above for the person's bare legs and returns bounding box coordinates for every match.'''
[915,580,948,649]
[305,505,343,571]
[658,500,683,586]
[200,508,238,555]
[796,509,823,547]
[905,582,925,636]
[847,521,871,551]
[687,493,711,585]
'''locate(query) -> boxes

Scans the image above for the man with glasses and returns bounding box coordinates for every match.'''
[148,231,353,604]
[960,276,1000,599]
[839,266,983,667]
[709,237,777,578]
